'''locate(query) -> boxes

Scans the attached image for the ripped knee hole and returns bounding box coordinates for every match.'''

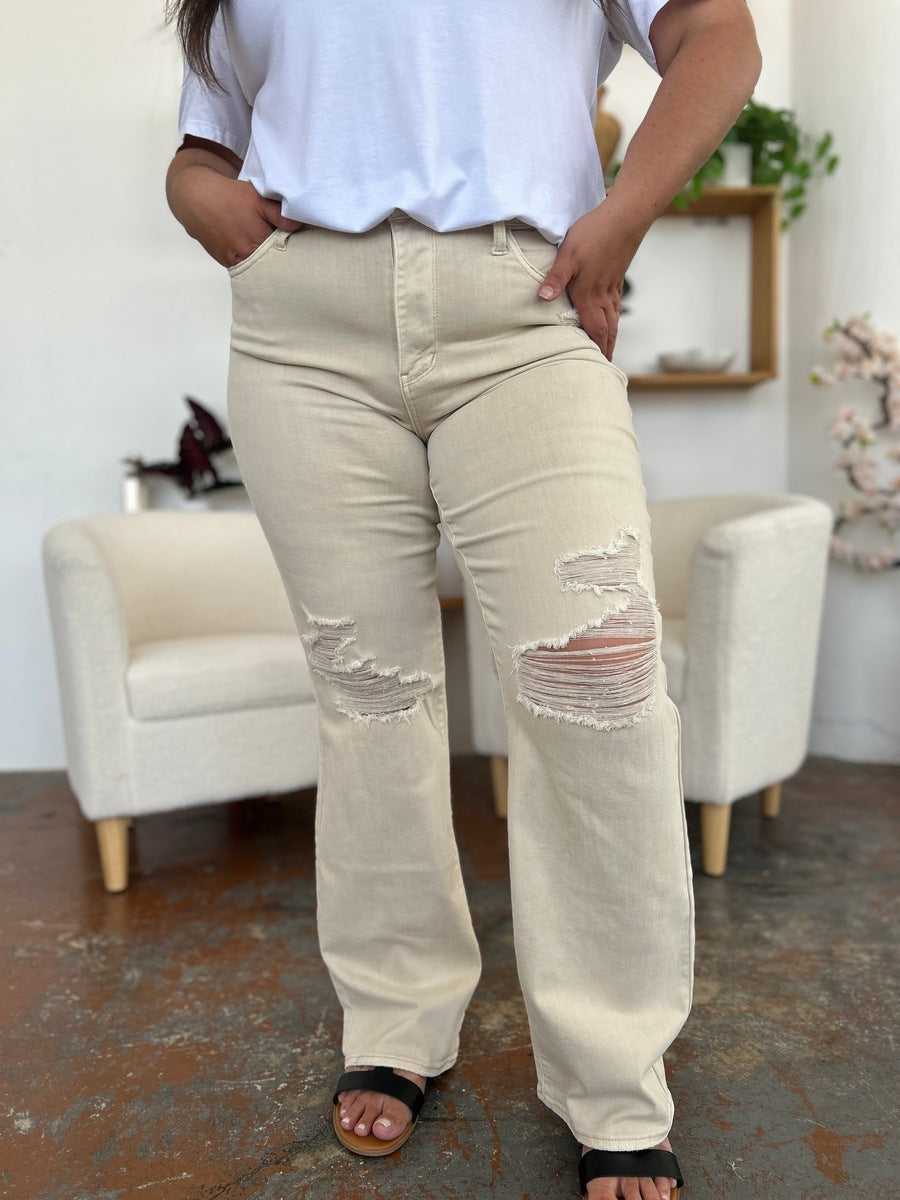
[513,530,659,730]
[303,617,432,724]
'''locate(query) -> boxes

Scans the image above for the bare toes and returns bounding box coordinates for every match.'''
[353,1095,383,1136]
[581,1139,676,1200]
[338,1069,425,1140]
[584,1182,618,1200]
[338,1090,366,1132]
[371,1095,414,1139]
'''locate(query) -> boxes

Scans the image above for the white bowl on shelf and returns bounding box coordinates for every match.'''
[658,348,736,373]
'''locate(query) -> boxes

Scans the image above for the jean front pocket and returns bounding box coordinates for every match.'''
[506,223,560,284]
[227,227,293,278]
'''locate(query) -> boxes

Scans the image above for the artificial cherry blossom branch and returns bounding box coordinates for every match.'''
[810,315,900,572]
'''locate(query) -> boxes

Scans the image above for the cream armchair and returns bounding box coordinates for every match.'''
[464,494,833,875]
[43,512,318,892]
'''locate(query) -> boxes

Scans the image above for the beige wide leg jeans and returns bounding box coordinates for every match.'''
[226,214,694,1151]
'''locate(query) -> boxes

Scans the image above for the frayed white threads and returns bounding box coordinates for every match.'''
[514,532,659,729]
[555,528,646,596]
[303,617,432,724]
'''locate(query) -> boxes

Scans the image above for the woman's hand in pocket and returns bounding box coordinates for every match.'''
[537,203,640,360]
[166,142,302,268]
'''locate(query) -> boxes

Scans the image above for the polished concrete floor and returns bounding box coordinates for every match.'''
[1,755,897,1200]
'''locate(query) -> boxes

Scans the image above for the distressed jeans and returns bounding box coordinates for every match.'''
[226,214,694,1150]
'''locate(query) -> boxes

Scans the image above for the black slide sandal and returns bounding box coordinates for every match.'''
[332,1066,426,1157]
[579,1148,685,1198]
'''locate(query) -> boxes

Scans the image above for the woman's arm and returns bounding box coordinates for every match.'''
[166,134,301,268]
[540,0,762,357]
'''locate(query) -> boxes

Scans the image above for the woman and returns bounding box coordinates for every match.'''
[166,2,761,1196]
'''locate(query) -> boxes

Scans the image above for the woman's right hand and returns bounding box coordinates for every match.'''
[166,143,302,269]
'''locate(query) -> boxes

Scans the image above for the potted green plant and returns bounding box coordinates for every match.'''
[676,97,839,225]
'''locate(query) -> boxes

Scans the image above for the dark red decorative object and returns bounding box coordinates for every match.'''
[123,397,243,497]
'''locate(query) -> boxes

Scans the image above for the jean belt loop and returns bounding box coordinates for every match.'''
[491,222,509,256]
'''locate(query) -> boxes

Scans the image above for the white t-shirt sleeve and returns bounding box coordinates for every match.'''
[177,10,252,159]
[609,0,671,73]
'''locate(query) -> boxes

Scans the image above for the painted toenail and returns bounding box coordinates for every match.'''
[375,1118,392,1129]
[341,1117,352,1127]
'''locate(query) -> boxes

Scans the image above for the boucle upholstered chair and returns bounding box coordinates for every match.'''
[43,512,319,892]
[464,494,833,876]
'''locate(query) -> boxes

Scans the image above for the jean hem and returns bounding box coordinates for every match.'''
[536,1085,674,1152]
[344,1051,458,1079]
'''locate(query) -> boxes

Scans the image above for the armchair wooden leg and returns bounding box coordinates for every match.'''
[489,756,509,819]
[761,781,782,819]
[699,803,731,877]
[95,818,130,893]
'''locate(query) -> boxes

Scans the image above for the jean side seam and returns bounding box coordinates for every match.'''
[672,701,696,1012]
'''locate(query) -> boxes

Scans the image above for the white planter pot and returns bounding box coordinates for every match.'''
[720,142,753,188]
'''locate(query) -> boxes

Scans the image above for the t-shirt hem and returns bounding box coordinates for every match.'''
[177,120,248,162]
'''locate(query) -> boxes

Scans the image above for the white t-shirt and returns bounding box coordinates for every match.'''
[178,0,667,244]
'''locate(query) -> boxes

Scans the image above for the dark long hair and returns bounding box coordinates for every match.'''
[168,0,627,83]
[166,0,222,84]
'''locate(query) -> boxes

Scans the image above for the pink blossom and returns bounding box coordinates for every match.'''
[857,357,886,381]
[848,459,879,493]
[830,417,855,441]
[868,550,899,570]
[831,539,898,572]
[829,536,855,563]
[846,315,876,342]
[852,416,875,443]
[869,333,899,360]
[816,314,900,572]
[842,499,864,521]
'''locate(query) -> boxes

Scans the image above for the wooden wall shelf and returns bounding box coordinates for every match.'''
[628,186,781,392]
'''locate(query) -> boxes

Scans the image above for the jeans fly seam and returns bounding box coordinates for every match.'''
[402,227,439,392]
[391,224,435,437]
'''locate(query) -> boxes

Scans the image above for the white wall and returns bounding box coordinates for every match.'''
[788,0,900,761]
[1,2,233,767]
[2,0,892,767]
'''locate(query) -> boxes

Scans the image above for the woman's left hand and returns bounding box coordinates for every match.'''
[537,202,647,360]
